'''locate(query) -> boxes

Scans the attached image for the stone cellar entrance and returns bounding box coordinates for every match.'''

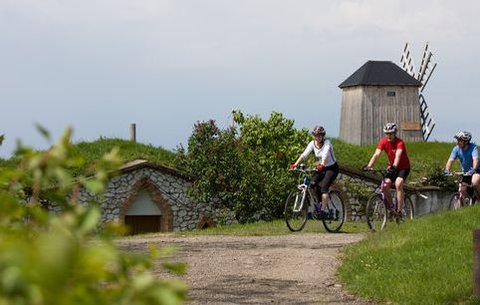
[119,178,173,234]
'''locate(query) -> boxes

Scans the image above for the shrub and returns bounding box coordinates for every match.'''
[176,111,309,222]
[0,128,187,305]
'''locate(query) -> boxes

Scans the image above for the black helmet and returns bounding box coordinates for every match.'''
[311,126,326,136]
[454,131,472,142]
[383,123,398,134]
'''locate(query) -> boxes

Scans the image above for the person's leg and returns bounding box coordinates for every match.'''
[311,171,324,204]
[472,173,480,197]
[382,179,393,208]
[461,175,472,197]
[319,165,339,211]
[395,177,405,212]
[395,169,410,213]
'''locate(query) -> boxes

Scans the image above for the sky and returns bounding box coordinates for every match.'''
[1,0,480,158]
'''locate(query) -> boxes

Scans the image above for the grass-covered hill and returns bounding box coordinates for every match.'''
[0,138,177,176]
[0,137,460,186]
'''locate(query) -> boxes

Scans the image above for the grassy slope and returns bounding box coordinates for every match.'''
[73,138,176,166]
[339,205,480,305]
[0,138,177,175]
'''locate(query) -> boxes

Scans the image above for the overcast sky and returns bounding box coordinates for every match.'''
[1,0,479,157]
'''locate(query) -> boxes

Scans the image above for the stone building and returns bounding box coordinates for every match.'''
[77,160,235,234]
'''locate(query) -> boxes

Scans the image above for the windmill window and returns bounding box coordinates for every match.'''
[387,91,396,97]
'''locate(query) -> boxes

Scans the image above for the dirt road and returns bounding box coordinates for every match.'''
[119,233,375,305]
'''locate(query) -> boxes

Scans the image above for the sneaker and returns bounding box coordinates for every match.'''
[314,203,323,215]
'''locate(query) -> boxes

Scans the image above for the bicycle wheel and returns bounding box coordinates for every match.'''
[401,196,414,220]
[366,194,387,232]
[322,190,346,233]
[448,193,472,210]
[284,189,308,232]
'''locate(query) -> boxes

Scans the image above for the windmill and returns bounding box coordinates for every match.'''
[400,42,437,141]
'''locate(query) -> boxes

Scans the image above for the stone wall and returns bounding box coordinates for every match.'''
[337,166,454,220]
[77,160,236,231]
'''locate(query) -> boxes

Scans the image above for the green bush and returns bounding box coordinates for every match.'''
[0,128,187,305]
[176,111,310,222]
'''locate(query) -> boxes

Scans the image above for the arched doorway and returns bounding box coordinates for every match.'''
[119,178,173,234]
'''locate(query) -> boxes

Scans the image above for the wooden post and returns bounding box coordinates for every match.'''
[130,123,136,143]
[474,229,480,297]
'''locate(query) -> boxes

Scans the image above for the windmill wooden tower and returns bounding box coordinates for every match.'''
[400,42,437,141]
[338,43,437,145]
[338,61,423,145]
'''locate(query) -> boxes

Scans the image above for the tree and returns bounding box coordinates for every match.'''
[177,111,309,222]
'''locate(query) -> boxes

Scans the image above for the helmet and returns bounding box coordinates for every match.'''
[383,123,398,134]
[311,126,326,136]
[454,131,472,142]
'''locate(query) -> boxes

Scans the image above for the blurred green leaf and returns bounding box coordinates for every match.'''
[35,123,51,141]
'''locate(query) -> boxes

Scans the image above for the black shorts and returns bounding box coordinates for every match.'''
[311,162,339,194]
[385,168,410,182]
[461,175,472,185]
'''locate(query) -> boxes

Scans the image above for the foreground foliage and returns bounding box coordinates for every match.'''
[339,205,480,305]
[0,129,186,305]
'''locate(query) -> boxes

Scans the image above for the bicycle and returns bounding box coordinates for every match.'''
[363,169,414,231]
[447,172,479,210]
[284,164,346,233]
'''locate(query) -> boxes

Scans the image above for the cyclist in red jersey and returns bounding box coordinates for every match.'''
[364,123,411,216]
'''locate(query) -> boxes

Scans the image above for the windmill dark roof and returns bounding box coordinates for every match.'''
[338,61,422,88]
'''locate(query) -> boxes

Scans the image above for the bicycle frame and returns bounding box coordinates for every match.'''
[364,169,415,231]
[291,176,317,213]
[285,165,346,233]
[376,179,397,212]
[448,172,478,209]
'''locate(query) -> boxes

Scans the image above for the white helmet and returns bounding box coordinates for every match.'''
[454,131,472,142]
[383,123,397,134]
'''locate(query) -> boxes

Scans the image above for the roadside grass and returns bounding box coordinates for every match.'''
[119,218,369,239]
[338,205,480,305]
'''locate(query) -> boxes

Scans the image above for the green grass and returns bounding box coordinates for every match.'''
[73,138,176,167]
[0,138,177,176]
[339,205,480,305]
[118,219,369,239]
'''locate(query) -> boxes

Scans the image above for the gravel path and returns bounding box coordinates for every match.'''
[119,233,376,305]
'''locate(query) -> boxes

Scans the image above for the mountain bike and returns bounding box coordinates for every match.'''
[284,165,346,233]
[447,172,479,210]
[363,169,414,231]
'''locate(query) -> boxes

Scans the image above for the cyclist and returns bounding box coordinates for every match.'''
[444,131,480,198]
[290,126,339,217]
[364,123,411,217]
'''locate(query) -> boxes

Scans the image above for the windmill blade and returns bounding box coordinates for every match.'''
[400,42,416,78]
[417,42,431,81]
[418,50,433,83]
[420,63,437,92]
[418,94,436,141]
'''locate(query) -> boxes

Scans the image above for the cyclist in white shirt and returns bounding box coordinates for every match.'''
[290,126,339,216]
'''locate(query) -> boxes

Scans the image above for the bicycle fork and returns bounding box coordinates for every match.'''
[293,184,308,212]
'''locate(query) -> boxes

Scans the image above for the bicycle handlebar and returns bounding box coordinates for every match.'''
[288,167,316,174]
[362,168,388,177]
[444,172,473,177]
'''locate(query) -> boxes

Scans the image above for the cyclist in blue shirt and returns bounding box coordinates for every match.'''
[444,131,480,197]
